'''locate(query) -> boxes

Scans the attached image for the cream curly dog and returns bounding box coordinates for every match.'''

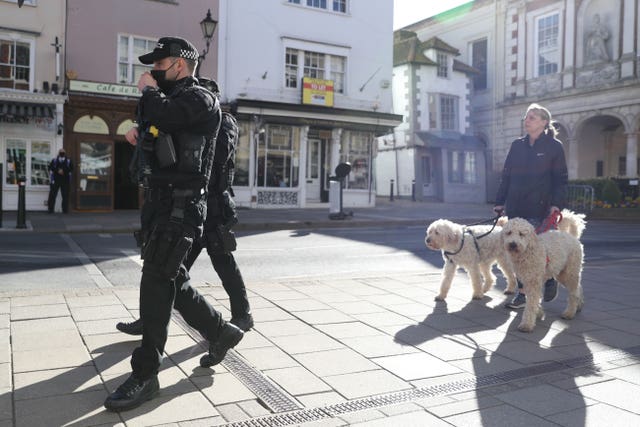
[556,209,587,239]
[425,219,517,301]
[501,217,584,332]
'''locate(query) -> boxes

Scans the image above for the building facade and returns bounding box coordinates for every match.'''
[64,0,214,211]
[0,0,67,211]
[216,0,401,209]
[399,0,640,202]
[379,30,486,203]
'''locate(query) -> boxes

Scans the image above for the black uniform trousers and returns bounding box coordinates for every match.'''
[183,229,250,319]
[47,179,69,213]
[131,188,225,380]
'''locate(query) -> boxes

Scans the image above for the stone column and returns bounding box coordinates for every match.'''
[567,137,579,179]
[562,0,576,89]
[626,132,638,177]
[621,0,637,78]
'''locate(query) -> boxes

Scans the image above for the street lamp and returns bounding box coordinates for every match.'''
[196,9,218,77]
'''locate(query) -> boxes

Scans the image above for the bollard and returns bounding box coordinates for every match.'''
[412,179,416,202]
[389,179,394,202]
[0,163,3,228]
[16,177,26,229]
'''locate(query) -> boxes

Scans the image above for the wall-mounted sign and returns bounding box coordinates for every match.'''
[69,80,141,97]
[301,77,334,107]
[73,115,109,134]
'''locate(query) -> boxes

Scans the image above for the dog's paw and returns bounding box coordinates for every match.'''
[472,294,484,300]
[434,295,446,302]
[517,323,534,333]
[503,289,515,295]
[561,310,576,320]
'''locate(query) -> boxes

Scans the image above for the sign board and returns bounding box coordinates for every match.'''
[301,77,334,107]
[69,80,141,97]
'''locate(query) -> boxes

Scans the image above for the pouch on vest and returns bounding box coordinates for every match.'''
[155,132,177,168]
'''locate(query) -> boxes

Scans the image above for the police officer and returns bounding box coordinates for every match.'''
[116,96,253,336]
[104,37,243,412]
[47,148,73,213]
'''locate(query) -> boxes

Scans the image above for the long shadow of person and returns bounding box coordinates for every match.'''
[8,332,216,427]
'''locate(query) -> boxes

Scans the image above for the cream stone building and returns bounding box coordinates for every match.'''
[390,0,640,202]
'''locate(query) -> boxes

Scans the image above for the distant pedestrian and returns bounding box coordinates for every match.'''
[494,103,568,309]
[47,148,73,213]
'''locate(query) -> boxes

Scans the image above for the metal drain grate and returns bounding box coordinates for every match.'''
[171,311,302,413]
[220,345,640,427]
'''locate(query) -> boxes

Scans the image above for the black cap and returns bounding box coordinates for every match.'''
[139,37,199,64]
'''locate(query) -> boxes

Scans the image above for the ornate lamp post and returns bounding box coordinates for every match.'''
[196,9,218,77]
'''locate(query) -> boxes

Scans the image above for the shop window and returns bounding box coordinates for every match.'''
[0,38,31,91]
[340,131,371,190]
[449,150,477,184]
[4,138,51,186]
[256,125,299,188]
[118,34,154,84]
[234,121,250,186]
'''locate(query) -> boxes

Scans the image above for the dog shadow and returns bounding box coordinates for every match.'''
[395,291,590,425]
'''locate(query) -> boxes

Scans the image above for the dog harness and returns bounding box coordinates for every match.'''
[444,229,481,263]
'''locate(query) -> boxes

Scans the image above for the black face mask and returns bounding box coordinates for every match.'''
[150,60,179,93]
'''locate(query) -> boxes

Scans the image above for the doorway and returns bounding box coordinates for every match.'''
[306,139,321,202]
[114,142,138,209]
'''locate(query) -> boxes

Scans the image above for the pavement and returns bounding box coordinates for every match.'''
[1,198,640,426]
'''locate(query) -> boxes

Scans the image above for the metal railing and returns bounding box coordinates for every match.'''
[566,184,594,213]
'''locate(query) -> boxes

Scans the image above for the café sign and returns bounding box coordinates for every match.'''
[70,80,141,97]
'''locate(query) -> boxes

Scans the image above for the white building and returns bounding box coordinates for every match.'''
[394,0,640,202]
[215,0,401,208]
[0,0,67,212]
[378,30,486,202]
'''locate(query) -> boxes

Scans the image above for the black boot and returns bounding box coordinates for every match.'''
[200,322,244,368]
[116,318,143,335]
[230,313,254,332]
[104,374,159,412]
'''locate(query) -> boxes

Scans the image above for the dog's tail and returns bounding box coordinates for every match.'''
[558,209,587,239]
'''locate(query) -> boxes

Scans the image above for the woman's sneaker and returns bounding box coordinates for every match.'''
[505,292,527,309]
[543,279,558,302]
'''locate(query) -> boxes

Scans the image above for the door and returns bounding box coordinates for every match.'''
[306,139,321,201]
[421,155,437,198]
[76,140,113,210]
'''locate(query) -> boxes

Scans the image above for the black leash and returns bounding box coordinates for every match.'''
[471,214,503,240]
[444,214,502,262]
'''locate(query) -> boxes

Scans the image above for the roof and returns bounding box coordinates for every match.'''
[422,37,460,55]
[453,59,480,75]
[393,33,437,67]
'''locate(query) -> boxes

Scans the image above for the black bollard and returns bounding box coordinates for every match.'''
[412,179,416,201]
[16,177,26,229]
[0,163,3,228]
[390,179,394,202]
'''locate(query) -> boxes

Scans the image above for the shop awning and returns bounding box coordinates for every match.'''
[0,102,55,119]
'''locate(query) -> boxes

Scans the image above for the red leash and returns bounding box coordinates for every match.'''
[535,210,563,234]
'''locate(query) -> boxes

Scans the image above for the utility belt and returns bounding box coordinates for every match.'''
[144,181,206,223]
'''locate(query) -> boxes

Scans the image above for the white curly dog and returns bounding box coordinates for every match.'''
[501,217,584,332]
[425,218,517,301]
[424,209,586,302]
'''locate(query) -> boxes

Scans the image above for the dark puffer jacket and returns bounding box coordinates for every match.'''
[495,131,568,221]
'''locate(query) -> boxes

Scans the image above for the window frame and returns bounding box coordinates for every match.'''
[117,34,155,85]
[436,52,449,78]
[0,34,35,92]
[286,0,348,13]
[448,150,477,184]
[3,137,53,187]
[534,11,560,77]
[284,47,347,94]
[470,38,488,91]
